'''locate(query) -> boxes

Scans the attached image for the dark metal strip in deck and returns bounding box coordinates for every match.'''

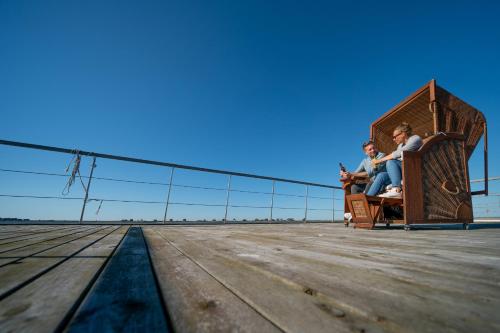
[64,227,171,333]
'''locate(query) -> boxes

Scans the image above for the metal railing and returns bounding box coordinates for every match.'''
[0,139,343,224]
[1,139,498,224]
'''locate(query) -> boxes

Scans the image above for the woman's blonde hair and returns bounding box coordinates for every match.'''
[395,122,412,136]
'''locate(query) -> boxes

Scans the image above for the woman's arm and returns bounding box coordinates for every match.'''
[371,153,394,167]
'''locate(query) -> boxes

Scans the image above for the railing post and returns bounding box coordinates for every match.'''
[270,180,275,222]
[79,156,96,224]
[304,185,309,223]
[163,167,175,224]
[332,189,335,222]
[224,175,232,223]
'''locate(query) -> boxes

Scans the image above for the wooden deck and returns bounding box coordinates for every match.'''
[0,223,499,333]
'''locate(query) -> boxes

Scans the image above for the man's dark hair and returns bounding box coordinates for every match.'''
[362,141,375,150]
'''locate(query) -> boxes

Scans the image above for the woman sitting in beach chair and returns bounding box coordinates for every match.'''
[365,122,423,198]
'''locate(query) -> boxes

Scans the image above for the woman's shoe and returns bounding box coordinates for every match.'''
[378,188,402,198]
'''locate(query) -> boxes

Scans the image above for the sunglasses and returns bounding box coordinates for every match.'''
[392,132,403,139]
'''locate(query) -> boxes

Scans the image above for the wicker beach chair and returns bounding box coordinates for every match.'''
[344,80,488,229]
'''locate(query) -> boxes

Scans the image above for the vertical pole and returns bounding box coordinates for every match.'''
[80,156,96,224]
[270,180,275,222]
[484,122,488,195]
[332,189,335,223]
[163,167,175,224]
[224,175,232,223]
[304,185,309,223]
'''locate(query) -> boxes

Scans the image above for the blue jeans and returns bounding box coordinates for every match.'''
[386,159,402,187]
[365,160,402,196]
[366,172,391,196]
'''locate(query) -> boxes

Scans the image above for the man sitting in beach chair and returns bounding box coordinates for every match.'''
[340,141,386,194]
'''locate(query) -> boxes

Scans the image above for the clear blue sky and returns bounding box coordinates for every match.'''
[1,1,498,220]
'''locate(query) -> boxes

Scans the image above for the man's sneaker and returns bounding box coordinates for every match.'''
[385,184,393,191]
[344,212,353,222]
[378,188,402,198]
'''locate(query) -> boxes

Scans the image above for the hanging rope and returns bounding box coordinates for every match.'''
[86,198,104,215]
[62,150,87,195]
[95,199,103,215]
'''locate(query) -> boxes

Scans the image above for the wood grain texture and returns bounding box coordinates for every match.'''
[0,226,90,253]
[143,227,280,333]
[146,224,500,333]
[0,224,499,333]
[0,226,102,266]
[402,151,423,224]
[0,226,128,333]
[0,226,114,298]
[151,227,387,333]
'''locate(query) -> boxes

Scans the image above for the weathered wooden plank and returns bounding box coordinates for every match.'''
[154,227,387,333]
[0,223,498,333]
[0,226,91,253]
[0,226,128,333]
[216,231,500,314]
[0,226,94,254]
[143,227,280,333]
[0,228,73,246]
[213,225,500,286]
[0,226,114,298]
[0,225,78,239]
[65,227,170,333]
[0,226,103,266]
[0,227,55,240]
[219,226,500,285]
[154,225,500,333]
[0,226,79,244]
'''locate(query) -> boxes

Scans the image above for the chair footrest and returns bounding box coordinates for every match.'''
[345,194,403,229]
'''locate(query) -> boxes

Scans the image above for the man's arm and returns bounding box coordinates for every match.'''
[341,160,368,178]
[351,171,369,177]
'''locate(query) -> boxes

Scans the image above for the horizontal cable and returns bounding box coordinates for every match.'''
[2,193,492,216]
[273,206,304,210]
[228,188,341,200]
[0,168,68,178]
[88,198,164,204]
[473,193,500,197]
[470,176,500,183]
[0,194,329,211]
[0,194,83,200]
[169,201,224,207]
[173,184,225,191]
[0,167,343,199]
[0,168,170,186]
[94,176,167,186]
[229,204,270,209]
